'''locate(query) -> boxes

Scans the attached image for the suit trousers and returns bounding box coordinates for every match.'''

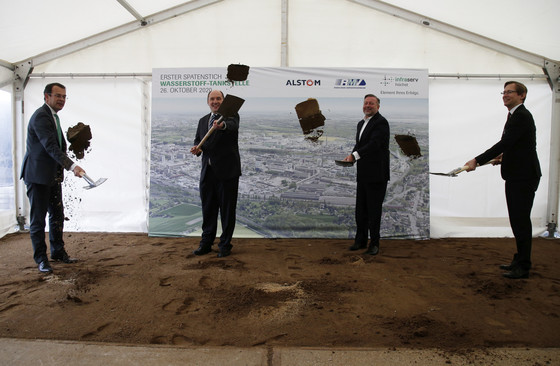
[355,180,388,246]
[26,182,65,264]
[199,165,239,250]
[505,178,539,270]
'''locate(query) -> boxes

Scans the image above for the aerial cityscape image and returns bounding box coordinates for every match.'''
[149,68,429,239]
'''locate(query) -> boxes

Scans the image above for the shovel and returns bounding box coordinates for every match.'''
[335,159,354,167]
[430,159,499,177]
[196,94,245,150]
[81,172,108,190]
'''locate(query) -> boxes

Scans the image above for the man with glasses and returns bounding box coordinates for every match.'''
[20,83,86,273]
[464,81,541,279]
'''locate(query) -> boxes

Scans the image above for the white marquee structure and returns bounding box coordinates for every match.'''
[0,0,558,239]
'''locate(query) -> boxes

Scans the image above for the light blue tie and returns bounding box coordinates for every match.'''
[54,114,62,147]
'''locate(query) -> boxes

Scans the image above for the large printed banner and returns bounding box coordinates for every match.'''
[150,67,429,239]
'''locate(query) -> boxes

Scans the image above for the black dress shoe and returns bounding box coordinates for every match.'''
[500,255,519,271]
[365,245,379,256]
[52,250,78,263]
[217,249,231,258]
[503,267,529,279]
[349,243,367,251]
[193,246,212,256]
[38,260,53,273]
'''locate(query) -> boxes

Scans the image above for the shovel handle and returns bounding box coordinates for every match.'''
[475,158,500,169]
[196,115,224,150]
[79,172,96,186]
[455,158,500,175]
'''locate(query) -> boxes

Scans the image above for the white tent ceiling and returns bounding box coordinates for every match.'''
[1,0,558,76]
[0,0,558,239]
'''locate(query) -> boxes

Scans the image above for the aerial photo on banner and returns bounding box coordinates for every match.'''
[150,67,429,239]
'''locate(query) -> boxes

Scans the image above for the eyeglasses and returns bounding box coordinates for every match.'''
[500,90,517,95]
[47,93,68,100]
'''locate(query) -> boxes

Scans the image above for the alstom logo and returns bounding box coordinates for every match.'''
[286,79,321,86]
[334,79,367,88]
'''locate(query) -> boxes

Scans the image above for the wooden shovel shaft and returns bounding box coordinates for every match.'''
[430,158,501,177]
[196,115,224,150]
[450,158,500,176]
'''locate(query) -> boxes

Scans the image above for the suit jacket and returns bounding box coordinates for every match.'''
[352,112,390,183]
[194,112,241,181]
[20,104,74,185]
[476,104,541,182]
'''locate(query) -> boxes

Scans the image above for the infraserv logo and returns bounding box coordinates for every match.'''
[286,79,321,86]
[334,78,367,89]
[380,75,419,87]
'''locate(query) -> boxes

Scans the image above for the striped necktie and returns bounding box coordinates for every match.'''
[54,114,62,147]
[209,114,217,129]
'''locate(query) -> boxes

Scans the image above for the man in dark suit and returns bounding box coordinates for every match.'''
[20,83,85,273]
[343,94,390,255]
[190,90,241,258]
[465,81,541,279]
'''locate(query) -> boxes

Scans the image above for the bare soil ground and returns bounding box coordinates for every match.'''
[0,233,559,361]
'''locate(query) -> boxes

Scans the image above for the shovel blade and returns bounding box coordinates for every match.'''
[94,178,107,186]
[217,94,245,118]
[83,177,108,190]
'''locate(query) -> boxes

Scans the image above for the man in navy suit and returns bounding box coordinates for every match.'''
[343,94,390,255]
[190,90,241,258]
[465,81,541,279]
[20,83,85,273]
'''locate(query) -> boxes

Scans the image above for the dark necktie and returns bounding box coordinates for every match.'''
[54,114,62,147]
[209,114,217,129]
[502,113,511,137]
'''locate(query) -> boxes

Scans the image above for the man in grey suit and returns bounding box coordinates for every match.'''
[465,81,541,279]
[190,90,241,258]
[343,94,390,255]
[20,83,85,273]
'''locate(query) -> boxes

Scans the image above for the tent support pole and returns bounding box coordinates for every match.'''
[281,0,288,67]
[20,0,223,68]
[141,79,151,232]
[116,0,146,25]
[12,61,33,231]
[543,61,560,238]
[347,0,546,67]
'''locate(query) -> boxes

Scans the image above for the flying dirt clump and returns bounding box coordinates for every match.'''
[227,64,250,83]
[66,122,92,159]
[394,134,422,158]
[295,98,325,143]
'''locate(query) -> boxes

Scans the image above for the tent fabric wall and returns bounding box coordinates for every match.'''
[0,88,16,238]
[1,0,558,68]
[0,212,15,239]
[371,0,559,62]
[287,0,547,74]
[21,78,150,233]
[25,0,548,76]
[429,78,552,237]
[11,76,552,238]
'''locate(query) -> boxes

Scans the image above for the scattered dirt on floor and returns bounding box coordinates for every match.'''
[0,233,559,361]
